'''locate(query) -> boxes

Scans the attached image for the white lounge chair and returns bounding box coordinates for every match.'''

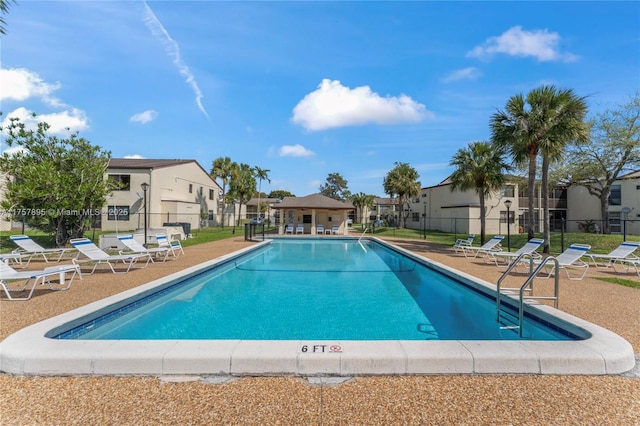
[70,238,152,274]
[0,260,80,301]
[614,258,640,276]
[453,234,475,253]
[285,224,294,234]
[485,238,544,267]
[10,235,76,267]
[459,235,504,258]
[296,224,304,234]
[118,234,170,262]
[331,225,340,235]
[155,234,184,257]
[316,224,325,234]
[584,241,640,269]
[518,243,591,281]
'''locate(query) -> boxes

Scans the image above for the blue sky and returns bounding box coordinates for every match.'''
[1,1,638,197]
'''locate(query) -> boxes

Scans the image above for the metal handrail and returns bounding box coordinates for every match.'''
[496,253,535,320]
[357,227,370,253]
[496,253,560,337]
[518,257,560,337]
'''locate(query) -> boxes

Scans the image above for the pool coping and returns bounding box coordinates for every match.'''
[0,237,635,376]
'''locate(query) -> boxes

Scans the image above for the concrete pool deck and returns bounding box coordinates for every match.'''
[1,236,638,423]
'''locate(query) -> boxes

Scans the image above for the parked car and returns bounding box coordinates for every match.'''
[250,217,264,225]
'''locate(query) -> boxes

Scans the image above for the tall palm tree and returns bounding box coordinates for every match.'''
[350,192,376,226]
[254,166,271,222]
[228,163,256,228]
[449,141,509,244]
[210,157,235,227]
[382,162,421,228]
[537,88,589,252]
[491,85,588,252]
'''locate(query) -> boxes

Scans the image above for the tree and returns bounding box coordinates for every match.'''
[268,190,295,199]
[0,115,113,246]
[227,163,256,228]
[561,92,640,233]
[491,85,589,253]
[537,88,589,251]
[254,166,270,220]
[210,156,236,228]
[319,172,351,201]
[350,192,376,225]
[449,141,509,244]
[0,0,14,35]
[382,162,420,228]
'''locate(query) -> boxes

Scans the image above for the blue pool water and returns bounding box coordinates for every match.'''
[58,239,573,341]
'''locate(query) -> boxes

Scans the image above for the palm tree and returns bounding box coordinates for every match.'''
[382,162,421,228]
[0,0,14,35]
[350,192,376,226]
[491,85,588,252]
[228,163,256,228]
[210,157,235,228]
[254,166,271,222]
[449,141,509,244]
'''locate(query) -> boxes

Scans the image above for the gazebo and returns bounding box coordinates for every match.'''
[275,193,354,235]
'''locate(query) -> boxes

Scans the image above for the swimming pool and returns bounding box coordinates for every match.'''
[57,239,570,341]
[0,237,634,376]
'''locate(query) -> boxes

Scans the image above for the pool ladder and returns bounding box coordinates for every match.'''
[496,253,560,337]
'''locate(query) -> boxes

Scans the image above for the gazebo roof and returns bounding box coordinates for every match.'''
[275,193,354,210]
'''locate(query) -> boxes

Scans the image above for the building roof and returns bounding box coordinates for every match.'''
[275,193,354,210]
[108,158,197,169]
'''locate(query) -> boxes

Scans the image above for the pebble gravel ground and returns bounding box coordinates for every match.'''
[1,236,638,425]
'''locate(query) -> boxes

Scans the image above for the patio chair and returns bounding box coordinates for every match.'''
[118,234,170,262]
[155,234,184,257]
[331,225,340,235]
[0,260,80,301]
[613,258,640,276]
[459,235,504,258]
[453,234,475,253]
[316,224,325,234]
[10,235,76,267]
[485,238,544,267]
[285,224,294,234]
[295,224,304,234]
[584,241,640,269]
[70,238,152,274]
[518,243,591,281]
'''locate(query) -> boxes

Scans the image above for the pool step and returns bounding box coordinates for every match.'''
[498,309,520,330]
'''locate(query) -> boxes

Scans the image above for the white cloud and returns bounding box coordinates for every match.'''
[279,144,315,158]
[467,26,578,62]
[129,110,158,124]
[443,67,482,83]
[291,79,431,131]
[2,107,89,135]
[124,154,146,159]
[142,2,209,119]
[0,68,66,108]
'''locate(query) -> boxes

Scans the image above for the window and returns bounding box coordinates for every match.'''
[609,185,621,206]
[421,193,427,198]
[208,210,214,220]
[411,212,420,222]
[500,211,515,224]
[303,215,312,224]
[108,174,130,191]
[609,211,621,233]
[188,184,193,194]
[209,189,215,200]
[107,205,130,221]
[502,185,515,197]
